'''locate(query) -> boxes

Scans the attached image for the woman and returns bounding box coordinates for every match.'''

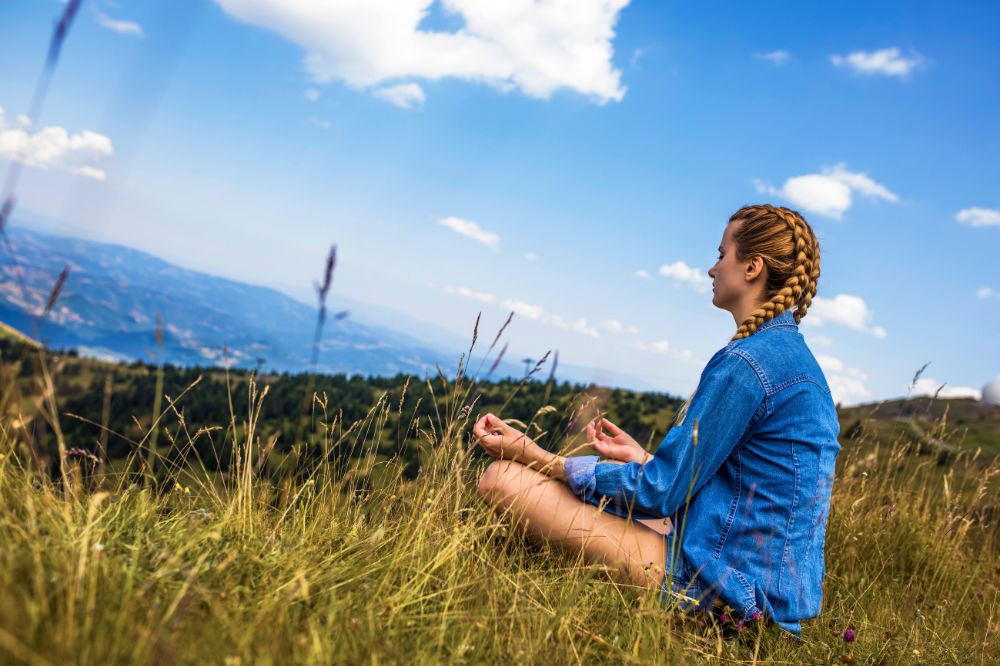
[473,204,840,635]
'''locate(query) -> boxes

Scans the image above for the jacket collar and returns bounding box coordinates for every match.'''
[756,308,797,332]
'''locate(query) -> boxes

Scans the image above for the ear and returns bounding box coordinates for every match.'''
[744,256,766,282]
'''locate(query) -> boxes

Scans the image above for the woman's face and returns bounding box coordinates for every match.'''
[708,220,750,312]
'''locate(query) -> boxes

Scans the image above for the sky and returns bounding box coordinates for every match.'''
[1,0,998,405]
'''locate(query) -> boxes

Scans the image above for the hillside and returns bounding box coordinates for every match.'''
[0,337,997,663]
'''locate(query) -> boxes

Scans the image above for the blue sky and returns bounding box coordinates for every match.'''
[1,0,998,404]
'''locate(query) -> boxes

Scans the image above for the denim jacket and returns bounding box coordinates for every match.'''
[563,309,840,635]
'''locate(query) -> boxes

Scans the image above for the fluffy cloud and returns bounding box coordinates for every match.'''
[830,47,924,78]
[501,298,543,320]
[633,269,651,280]
[494,298,599,337]
[443,285,495,303]
[94,10,144,36]
[976,287,1000,301]
[816,354,871,406]
[909,378,981,400]
[215,0,629,106]
[955,207,1000,228]
[804,294,887,338]
[437,216,500,250]
[0,106,113,180]
[524,251,538,261]
[632,338,694,361]
[659,261,711,293]
[304,88,321,101]
[754,50,789,64]
[546,314,599,338]
[374,83,426,109]
[754,163,898,219]
[599,319,637,334]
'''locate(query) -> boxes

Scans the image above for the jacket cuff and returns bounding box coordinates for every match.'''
[563,455,600,503]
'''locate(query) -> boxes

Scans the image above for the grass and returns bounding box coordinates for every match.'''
[0,367,998,665]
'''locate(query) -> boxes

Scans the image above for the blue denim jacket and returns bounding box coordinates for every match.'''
[563,309,840,635]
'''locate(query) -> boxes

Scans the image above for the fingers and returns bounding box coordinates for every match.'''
[600,417,624,435]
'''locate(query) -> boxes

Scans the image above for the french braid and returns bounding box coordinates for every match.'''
[728,205,821,342]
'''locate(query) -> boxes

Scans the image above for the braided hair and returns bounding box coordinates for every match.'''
[672,204,820,427]
[728,204,821,342]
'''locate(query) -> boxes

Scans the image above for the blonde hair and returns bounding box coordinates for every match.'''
[727,204,821,341]
[674,204,821,426]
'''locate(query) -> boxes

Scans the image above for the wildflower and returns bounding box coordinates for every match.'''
[93,542,104,552]
[719,613,731,624]
[843,628,856,643]
[735,619,745,633]
[749,610,763,622]
[976,591,985,599]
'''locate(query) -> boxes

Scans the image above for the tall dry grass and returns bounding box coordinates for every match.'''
[0,365,997,665]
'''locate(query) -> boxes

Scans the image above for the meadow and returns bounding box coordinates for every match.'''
[0,330,998,665]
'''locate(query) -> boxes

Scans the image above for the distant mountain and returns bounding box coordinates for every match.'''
[0,226,502,378]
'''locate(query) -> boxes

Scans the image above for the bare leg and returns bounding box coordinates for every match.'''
[477,459,669,590]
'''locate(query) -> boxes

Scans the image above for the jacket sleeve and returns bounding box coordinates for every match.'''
[564,349,766,518]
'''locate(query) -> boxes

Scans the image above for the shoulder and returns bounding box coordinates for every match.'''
[701,347,767,397]
[724,327,831,397]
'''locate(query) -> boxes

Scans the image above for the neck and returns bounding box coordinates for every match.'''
[730,296,767,329]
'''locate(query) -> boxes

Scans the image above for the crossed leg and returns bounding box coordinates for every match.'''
[477,459,670,591]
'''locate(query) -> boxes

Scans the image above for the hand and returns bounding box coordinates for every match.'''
[586,417,651,465]
[472,413,541,464]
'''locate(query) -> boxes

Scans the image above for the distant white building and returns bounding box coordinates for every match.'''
[982,377,1000,405]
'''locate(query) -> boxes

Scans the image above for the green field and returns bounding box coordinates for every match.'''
[1,334,998,664]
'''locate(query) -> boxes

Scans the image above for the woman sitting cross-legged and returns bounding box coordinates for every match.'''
[472,204,841,636]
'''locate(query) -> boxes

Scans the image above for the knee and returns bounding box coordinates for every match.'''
[477,459,520,503]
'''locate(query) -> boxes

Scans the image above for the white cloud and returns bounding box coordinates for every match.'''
[215,0,630,106]
[804,294,887,338]
[830,47,924,78]
[304,88,321,101]
[627,324,638,334]
[0,106,112,180]
[976,287,1000,301]
[955,207,1000,228]
[374,82,426,109]
[754,50,789,64]
[94,10,144,36]
[754,163,898,219]
[496,298,599,337]
[633,269,651,280]
[659,260,711,293]
[437,216,500,251]
[546,314,599,338]
[650,339,670,353]
[600,319,623,333]
[524,251,538,261]
[443,285,495,303]
[633,337,694,362]
[502,298,543,320]
[309,116,331,130]
[629,47,644,68]
[816,354,871,406]
[910,378,981,401]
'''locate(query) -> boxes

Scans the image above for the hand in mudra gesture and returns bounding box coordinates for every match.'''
[472,413,541,463]
[586,417,652,465]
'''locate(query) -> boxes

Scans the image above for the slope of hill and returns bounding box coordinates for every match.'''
[0,225,501,377]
